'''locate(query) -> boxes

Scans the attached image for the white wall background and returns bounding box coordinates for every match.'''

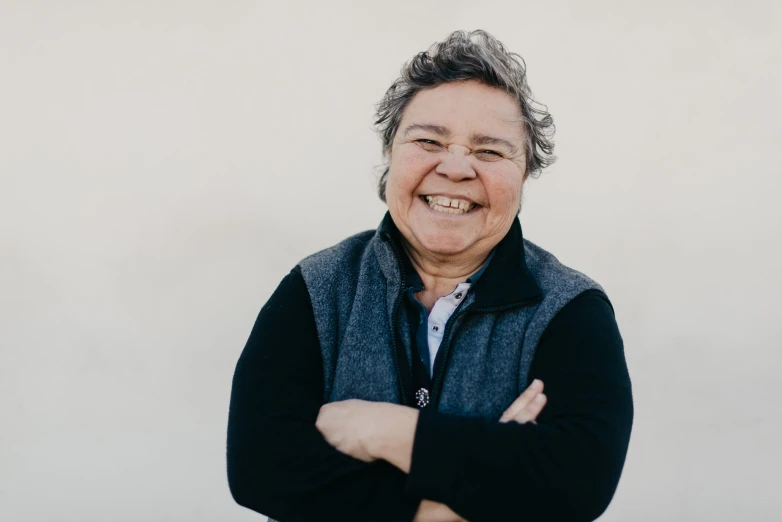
[1,1,780,521]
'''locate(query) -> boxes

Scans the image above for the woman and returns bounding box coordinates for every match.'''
[227,30,633,522]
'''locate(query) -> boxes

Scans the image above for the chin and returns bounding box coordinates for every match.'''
[416,232,473,256]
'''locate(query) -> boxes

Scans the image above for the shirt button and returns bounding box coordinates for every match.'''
[432,325,439,332]
[455,292,463,300]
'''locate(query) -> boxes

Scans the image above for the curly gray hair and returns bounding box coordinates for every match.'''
[374,29,556,201]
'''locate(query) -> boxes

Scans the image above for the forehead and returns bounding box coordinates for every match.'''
[400,80,524,139]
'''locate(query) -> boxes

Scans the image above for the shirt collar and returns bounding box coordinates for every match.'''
[377,212,541,310]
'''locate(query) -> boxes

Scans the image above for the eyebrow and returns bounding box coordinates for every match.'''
[402,123,520,155]
[472,134,520,155]
[403,123,451,138]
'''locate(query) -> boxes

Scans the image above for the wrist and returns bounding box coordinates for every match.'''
[367,403,419,462]
[414,500,466,522]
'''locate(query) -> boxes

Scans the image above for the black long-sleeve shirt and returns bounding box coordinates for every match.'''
[227,266,633,522]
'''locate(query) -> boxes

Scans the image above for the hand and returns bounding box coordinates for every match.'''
[414,499,469,522]
[315,399,395,462]
[499,378,547,424]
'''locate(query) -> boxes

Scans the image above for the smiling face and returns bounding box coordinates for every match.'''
[385,80,528,264]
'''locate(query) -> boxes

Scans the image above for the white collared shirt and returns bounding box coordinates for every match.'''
[424,282,472,377]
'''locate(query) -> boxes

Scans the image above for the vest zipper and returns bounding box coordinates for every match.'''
[429,307,467,408]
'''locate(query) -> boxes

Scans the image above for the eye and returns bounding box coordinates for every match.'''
[474,149,504,161]
[415,139,442,151]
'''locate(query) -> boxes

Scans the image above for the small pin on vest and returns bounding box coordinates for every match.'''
[415,388,430,408]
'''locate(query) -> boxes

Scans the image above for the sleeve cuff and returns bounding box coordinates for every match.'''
[405,406,485,501]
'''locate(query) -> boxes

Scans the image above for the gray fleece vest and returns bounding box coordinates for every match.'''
[298,216,604,420]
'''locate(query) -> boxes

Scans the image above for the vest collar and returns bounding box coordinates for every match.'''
[377,211,542,310]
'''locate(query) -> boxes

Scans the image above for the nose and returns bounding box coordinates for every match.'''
[434,144,476,182]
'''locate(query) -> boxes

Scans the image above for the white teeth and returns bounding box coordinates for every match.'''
[423,195,475,214]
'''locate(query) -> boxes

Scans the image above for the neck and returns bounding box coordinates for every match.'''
[401,240,489,294]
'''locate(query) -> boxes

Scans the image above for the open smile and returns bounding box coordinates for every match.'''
[419,195,482,215]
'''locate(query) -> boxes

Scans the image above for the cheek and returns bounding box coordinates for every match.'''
[484,171,522,217]
[387,147,436,195]
[385,169,412,208]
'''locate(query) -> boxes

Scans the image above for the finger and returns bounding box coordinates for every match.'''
[499,379,544,422]
[499,380,542,422]
[512,392,546,424]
